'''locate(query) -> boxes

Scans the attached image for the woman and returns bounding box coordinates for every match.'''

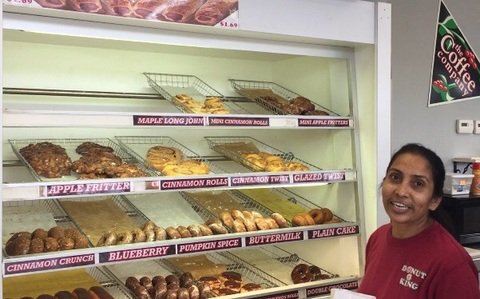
[358,143,480,299]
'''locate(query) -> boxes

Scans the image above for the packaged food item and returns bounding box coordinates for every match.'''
[470,161,480,196]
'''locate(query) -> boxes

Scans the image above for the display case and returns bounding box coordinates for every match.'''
[1,0,392,298]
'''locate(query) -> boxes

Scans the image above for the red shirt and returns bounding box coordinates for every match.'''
[357,221,480,299]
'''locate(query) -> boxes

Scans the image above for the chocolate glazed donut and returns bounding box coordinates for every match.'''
[72,288,91,299]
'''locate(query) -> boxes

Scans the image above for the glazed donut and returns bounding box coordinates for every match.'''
[232,219,247,233]
[132,228,147,243]
[187,225,202,237]
[144,229,156,242]
[166,227,182,239]
[309,208,325,224]
[264,217,279,229]
[301,213,316,225]
[143,220,157,231]
[321,208,334,222]
[116,231,133,244]
[208,223,228,234]
[243,218,257,232]
[230,209,245,221]
[198,224,213,236]
[154,226,167,240]
[96,232,117,247]
[254,217,270,230]
[291,263,313,284]
[219,211,234,229]
[177,226,192,238]
[271,212,289,228]
[242,210,253,220]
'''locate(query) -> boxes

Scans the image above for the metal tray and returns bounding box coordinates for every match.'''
[229,79,338,116]
[204,136,320,172]
[231,246,339,285]
[143,72,248,114]
[8,138,155,182]
[115,135,223,175]
[2,199,94,257]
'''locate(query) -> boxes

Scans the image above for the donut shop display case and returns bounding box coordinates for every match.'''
[1,0,392,298]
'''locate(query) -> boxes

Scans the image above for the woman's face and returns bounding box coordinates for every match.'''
[382,153,441,237]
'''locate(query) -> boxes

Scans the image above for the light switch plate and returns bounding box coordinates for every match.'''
[474,120,480,134]
[456,119,474,134]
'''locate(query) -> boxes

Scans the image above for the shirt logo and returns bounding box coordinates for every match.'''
[399,264,427,290]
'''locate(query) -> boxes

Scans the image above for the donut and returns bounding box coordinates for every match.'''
[116,231,133,244]
[166,274,180,286]
[291,263,313,284]
[188,285,200,299]
[154,227,167,240]
[179,272,194,288]
[140,276,154,293]
[54,291,75,299]
[309,208,325,224]
[37,295,55,299]
[219,211,234,229]
[44,237,59,252]
[72,288,91,299]
[132,228,147,242]
[208,223,228,234]
[29,238,45,254]
[232,219,247,233]
[321,208,334,222]
[64,228,81,239]
[177,288,189,299]
[153,283,168,299]
[32,228,48,240]
[254,217,270,230]
[308,265,322,281]
[198,224,213,236]
[251,211,263,219]
[58,237,75,250]
[242,210,253,220]
[126,276,141,290]
[222,280,241,292]
[220,271,242,282]
[165,289,178,299]
[187,225,202,237]
[74,234,89,249]
[166,227,182,239]
[240,283,262,293]
[144,229,156,242]
[96,232,117,247]
[48,226,65,239]
[230,210,245,221]
[132,285,151,299]
[301,213,316,225]
[285,162,310,171]
[264,217,280,229]
[292,214,308,227]
[198,276,221,289]
[243,218,257,232]
[152,275,167,288]
[177,226,192,238]
[271,213,289,228]
[89,286,114,299]
[143,220,157,231]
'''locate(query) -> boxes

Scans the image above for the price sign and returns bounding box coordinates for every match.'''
[219,21,239,28]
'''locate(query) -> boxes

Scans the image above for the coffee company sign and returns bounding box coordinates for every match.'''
[429,1,480,106]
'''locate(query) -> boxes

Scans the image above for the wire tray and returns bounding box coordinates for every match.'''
[143,72,248,114]
[115,136,223,175]
[3,199,95,257]
[230,246,339,285]
[8,138,155,182]
[229,79,338,116]
[163,251,284,290]
[204,136,320,172]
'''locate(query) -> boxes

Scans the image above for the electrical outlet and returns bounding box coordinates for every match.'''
[474,120,480,134]
[456,119,474,134]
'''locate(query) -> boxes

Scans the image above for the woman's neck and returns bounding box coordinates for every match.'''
[391,217,434,239]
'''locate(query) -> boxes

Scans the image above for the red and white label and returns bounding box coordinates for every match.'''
[298,118,350,127]
[160,177,229,190]
[246,231,303,246]
[306,280,358,297]
[231,175,290,187]
[133,115,205,126]
[308,225,359,239]
[99,245,174,263]
[292,172,345,183]
[177,238,241,254]
[208,117,269,127]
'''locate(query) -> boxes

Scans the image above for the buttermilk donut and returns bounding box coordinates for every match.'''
[243,218,257,232]
[309,208,325,224]
[96,232,117,247]
[291,263,313,284]
[271,212,289,228]
[254,217,270,230]
[264,217,280,229]
[116,231,133,244]
[132,228,147,243]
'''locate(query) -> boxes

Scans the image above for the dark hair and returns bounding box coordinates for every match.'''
[387,143,458,239]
